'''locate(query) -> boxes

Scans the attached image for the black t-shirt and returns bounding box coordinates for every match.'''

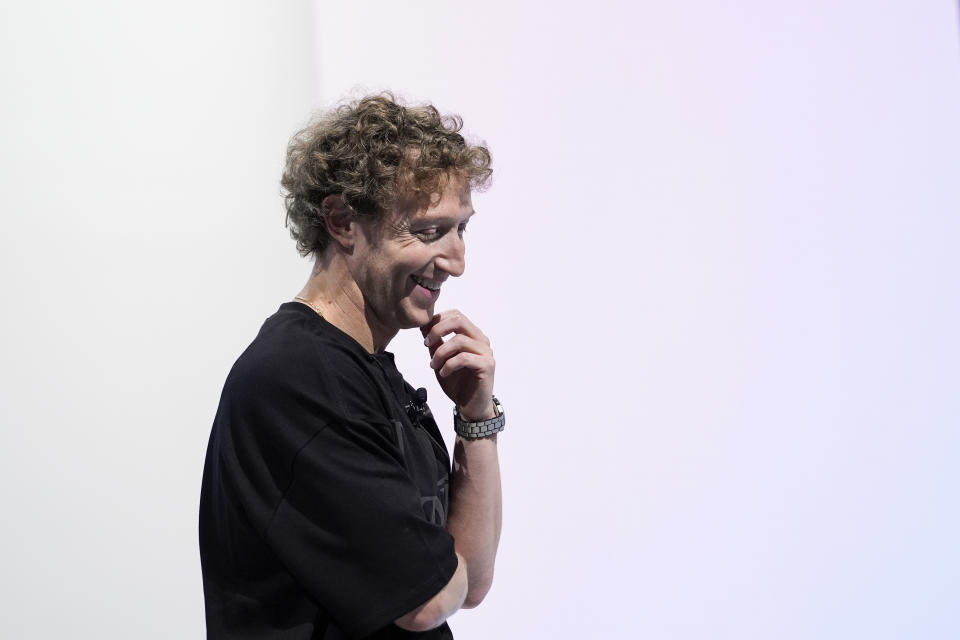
[200,302,457,639]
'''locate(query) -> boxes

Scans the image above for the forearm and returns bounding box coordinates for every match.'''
[446,432,502,607]
[421,310,502,609]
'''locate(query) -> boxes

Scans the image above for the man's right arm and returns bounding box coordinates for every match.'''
[395,311,504,631]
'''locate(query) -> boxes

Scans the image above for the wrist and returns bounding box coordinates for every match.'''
[454,396,504,440]
[457,400,497,422]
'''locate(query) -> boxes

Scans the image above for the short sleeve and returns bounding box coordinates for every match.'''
[265,415,458,638]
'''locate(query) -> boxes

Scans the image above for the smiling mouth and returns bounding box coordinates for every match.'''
[412,275,441,292]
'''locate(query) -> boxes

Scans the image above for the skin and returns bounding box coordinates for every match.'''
[294,174,502,632]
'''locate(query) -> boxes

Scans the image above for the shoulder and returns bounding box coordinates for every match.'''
[209,304,401,496]
[223,303,390,426]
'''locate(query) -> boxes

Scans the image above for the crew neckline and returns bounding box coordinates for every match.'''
[279,301,394,359]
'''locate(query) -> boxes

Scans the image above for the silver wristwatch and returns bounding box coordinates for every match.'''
[453,396,505,440]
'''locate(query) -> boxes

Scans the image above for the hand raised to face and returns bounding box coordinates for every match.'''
[421,309,496,421]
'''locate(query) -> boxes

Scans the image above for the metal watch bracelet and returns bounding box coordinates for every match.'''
[453,396,504,440]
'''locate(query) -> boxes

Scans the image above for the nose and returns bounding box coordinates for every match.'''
[436,232,466,278]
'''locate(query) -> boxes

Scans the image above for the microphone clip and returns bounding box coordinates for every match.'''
[405,387,429,424]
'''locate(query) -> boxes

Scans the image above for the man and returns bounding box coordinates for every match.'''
[199,94,503,639]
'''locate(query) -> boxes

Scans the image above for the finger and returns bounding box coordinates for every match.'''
[423,310,469,345]
[429,334,492,370]
[426,319,491,358]
[420,315,444,355]
[420,314,441,337]
[422,309,488,347]
[437,351,494,379]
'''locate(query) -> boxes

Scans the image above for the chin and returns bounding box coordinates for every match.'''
[401,306,435,329]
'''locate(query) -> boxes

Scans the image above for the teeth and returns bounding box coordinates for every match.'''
[414,276,440,292]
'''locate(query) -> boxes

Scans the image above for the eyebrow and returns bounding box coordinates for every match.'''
[414,210,476,226]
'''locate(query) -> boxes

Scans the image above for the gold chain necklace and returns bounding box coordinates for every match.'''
[293,296,324,318]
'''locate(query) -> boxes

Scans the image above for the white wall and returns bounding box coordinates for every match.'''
[1,0,958,637]
[0,1,316,636]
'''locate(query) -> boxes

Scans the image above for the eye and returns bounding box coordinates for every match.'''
[416,227,443,241]
[457,222,469,237]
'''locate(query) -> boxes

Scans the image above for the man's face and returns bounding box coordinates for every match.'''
[350,178,474,337]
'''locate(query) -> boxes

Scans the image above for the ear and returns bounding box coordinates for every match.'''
[323,194,358,250]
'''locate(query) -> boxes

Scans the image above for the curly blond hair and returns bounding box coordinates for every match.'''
[281,93,493,257]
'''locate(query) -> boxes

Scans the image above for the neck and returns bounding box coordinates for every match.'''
[295,251,395,353]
